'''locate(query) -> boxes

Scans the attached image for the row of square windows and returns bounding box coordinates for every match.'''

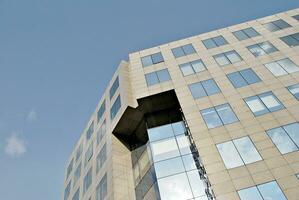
[141,27,299,68]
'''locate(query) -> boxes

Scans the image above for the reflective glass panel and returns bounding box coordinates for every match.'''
[283,123,299,147]
[264,62,288,76]
[201,107,222,128]
[259,92,284,112]
[182,44,196,55]
[202,39,216,49]
[172,47,185,58]
[201,79,220,96]
[277,58,299,73]
[187,170,206,197]
[154,157,185,178]
[191,60,206,73]
[288,83,299,100]
[145,72,159,86]
[189,82,207,99]
[233,137,261,164]
[180,63,194,76]
[141,56,153,67]
[215,104,238,125]
[240,69,261,84]
[151,137,180,162]
[217,141,244,169]
[238,186,263,200]
[176,135,191,155]
[245,96,268,116]
[214,54,230,66]
[152,52,164,64]
[257,181,287,200]
[157,69,171,82]
[226,51,242,63]
[227,72,248,88]
[148,124,174,142]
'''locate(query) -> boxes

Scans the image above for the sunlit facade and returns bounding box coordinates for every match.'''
[63,8,299,200]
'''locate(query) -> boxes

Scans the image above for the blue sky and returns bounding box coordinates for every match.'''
[0,0,298,199]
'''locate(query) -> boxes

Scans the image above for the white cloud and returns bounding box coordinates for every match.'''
[5,134,27,157]
[26,109,37,122]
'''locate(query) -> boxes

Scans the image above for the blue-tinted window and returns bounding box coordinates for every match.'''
[287,83,299,100]
[217,136,262,169]
[64,181,71,200]
[110,95,121,120]
[97,101,105,123]
[74,162,81,185]
[267,123,299,154]
[83,167,92,194]
[244,91,284,116]
[188,78,220,99]
[293,14,299,21]
[97,120,106,145]
[86,121,94,140]
[179,59,206,76]
[76,143,83,162]
[66,158,74,179]
[141,52,164,67]
[247,41,278,57]
[202,36,228,49]
[96,144,107,173]
[213,50,242,66]
[227,68,261,88]
[171,44,196,58]
[264,58,299,77]
[280,32,299,47]
[145,69,171,86]
[263,19,291,32]
[109,77,119,99]
[233,28,260,41]
[238,181,286,200]
[85,143,93,166]
[96,174,107,200]
[72,188,80,200]
[200,103,238,129]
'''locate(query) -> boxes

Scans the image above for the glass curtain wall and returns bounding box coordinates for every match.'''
[132,120,214,200]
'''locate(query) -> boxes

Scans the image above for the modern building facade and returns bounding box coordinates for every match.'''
[63,8,299,200]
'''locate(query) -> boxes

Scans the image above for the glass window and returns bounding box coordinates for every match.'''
[213,50,242,66]
[67,159,74,179]
[76,143,83,162]
[217,136,261,169]
[200,103,238,129]
[188,78,220,99]
[176,135,191,155]
[157,69,171,82]
[293,14,299,21]
[157,173,194,200]
[83,167,92,194]
[74,163,81,185]
[287,83,299,100]
[110,95,121,120]
[64,181,71,200]
[280,32,299,47]
[179,59,206,76]
[85,143,93,166]
[96,174,107,200]
[182,154,197,171]
[97,101,105,123]
[247,41,277,57]
[150,137,180,162]
[109,76,119,99]
[265,58,299,76]
[187,170,206,198]
[296,173,299,179]
[148,124,174,142]
[238,181,286,200]
[202,36,228,49]
[227,68,261,88]
[154,157,185,178]
[172,121,186,135]
[96,144,107,173]
[86,121,94,140]
[145,69,171,86]
[233,28,260,40]
[267,123,299,154]
[264,19,291,32]
[141,52,164,67]
[72,188,80,200]
[97,120,106,145]
[171,44,196,58]
[244,91,284,116]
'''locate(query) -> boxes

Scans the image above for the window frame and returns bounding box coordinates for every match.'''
[227,68,261,88]
[202,35,228,49]
[233,27,260,41]
[213,50,243,66]
[171,44,196,58]
[141,52,164,67]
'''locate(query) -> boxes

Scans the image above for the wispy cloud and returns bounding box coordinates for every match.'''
[5,133,27,157]
[26,109,37,122]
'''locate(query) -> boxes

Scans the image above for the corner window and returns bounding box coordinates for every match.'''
[287,83,299,100]
[238,181,286,200]
[83,167,92,194]
[216,136,262,169]
[233,27,260,41]
[200,103,238,129]
[171,44,196,58]
[227,68,261,88]
[179,59,206,76]
[266,122,299,154]
[280,32,299,47]
[141,52,164,67]
[244,91,284,116]
[145,69,171,86]
[213,50,242,66]
[97,101,106,123]
[263,19,291,32]
[188,78,221,99]
[202,36,228,49]
[264,58,299,77]
[109,77,119,99]
[110,95,121,120]
[247,41,278,57]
